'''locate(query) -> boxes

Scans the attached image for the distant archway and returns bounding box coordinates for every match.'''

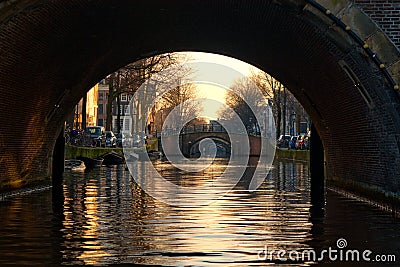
[189,137,231,158]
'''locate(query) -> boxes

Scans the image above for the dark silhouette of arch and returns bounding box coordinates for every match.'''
[189,136,231,158]
[0,0,399,204]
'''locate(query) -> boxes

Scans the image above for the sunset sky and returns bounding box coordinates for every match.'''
[184,52,258,119]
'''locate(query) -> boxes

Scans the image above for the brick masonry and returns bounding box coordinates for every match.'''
[354,0,400,48]
[0,0,398,205]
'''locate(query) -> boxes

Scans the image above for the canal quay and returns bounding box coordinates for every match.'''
[1,0,400,266]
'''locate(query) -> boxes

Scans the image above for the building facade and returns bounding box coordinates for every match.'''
[97,80,109,127]
[73,84,98,129]
[112,93,133,133]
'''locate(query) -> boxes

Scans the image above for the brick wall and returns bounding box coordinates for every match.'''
[355,0,400,48]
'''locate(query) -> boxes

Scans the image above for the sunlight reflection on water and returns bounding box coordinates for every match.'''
[0,160,398,266]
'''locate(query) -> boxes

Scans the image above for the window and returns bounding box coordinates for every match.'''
[114,119,123,130]
[124,105,130,115]
[99,93,104,101]
[98,119,103,126]
[121,94,127,102]
[124,118,131,131]
[120,105,124,115]
[98,104,103,115]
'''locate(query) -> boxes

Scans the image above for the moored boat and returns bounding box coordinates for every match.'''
[101,151,125,165]
[65,159,86,171]
[76,156,104,169]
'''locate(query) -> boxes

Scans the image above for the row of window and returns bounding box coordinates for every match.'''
[114,118,131,131]
[98,104,133,117]
[116,105,131,115]
[121,94,133,102]
[98,93,133,102]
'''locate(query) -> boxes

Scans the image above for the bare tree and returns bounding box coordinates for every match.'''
[250,70,285,139]
[128,55,193,135]
[219,77,266,134]
[250,70,309,138]
[156,82,202,133]
[105,53,185,132]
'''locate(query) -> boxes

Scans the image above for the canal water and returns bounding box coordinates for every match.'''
[0,160,398,266]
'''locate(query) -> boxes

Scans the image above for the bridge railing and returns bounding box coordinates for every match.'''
[157,124,227,136]
[182,124,227,134]
[158,123,261,136]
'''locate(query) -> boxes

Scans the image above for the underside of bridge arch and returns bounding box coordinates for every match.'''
[0,0,399,202]
[189,137,231,158]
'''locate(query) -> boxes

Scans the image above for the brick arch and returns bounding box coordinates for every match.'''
[0,0,399,201]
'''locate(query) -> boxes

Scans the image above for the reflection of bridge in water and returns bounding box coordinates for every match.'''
[160,124,262,158]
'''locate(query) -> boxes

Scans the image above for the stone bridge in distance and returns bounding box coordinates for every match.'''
[160,124,264,158]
